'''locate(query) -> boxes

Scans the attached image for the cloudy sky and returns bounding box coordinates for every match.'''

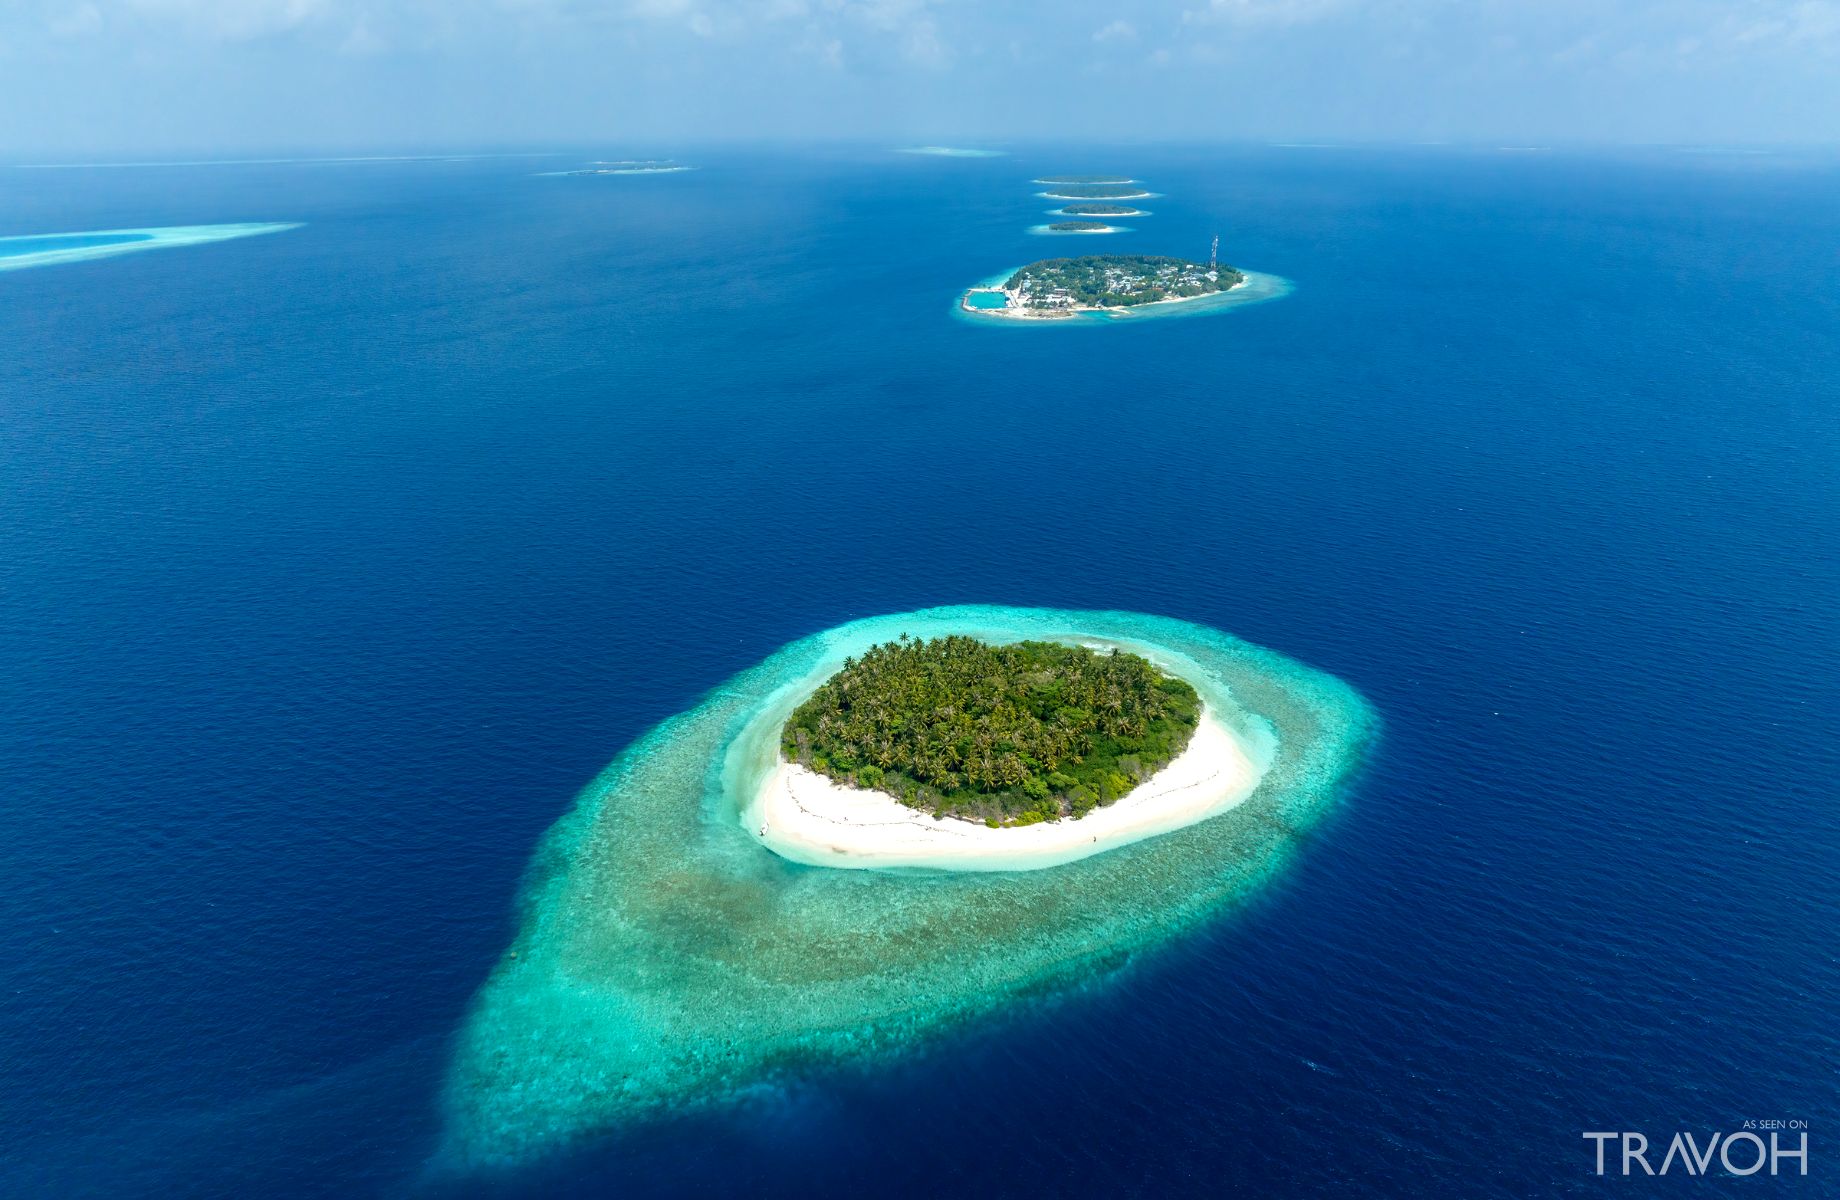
[2,1,1837,155]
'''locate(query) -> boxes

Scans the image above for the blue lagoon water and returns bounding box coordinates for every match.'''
[1,147,1837,1196]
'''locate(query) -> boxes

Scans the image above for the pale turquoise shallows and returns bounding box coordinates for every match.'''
[0,223,300,272]
[438,606,1374,1173]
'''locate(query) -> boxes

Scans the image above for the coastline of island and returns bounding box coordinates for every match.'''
[897,146,1006,158]
[960,254,1251,321]
[749,632,1268,870]
[436,605,1374,1170]
[753,701,1262,870]
[539,160,695,177]
[1040,189,1155,201]
[1054,204,1149,218]
[1028,221,1128,236]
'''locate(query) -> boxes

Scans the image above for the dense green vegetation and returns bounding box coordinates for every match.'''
[782,635,1202,825]
[1035,175,1133,185]
[1004,255,1244,309]
[1039,183,1146,198]
[1048,221,1111,231]
[1061,203,1139,216]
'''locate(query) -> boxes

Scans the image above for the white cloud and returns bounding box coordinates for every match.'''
[1093,19,1135,43]
[122,0,330,40]
[797,31,842,65]
[48,3,105,36]
[1763,1,1840,44]
[503,0,948,62]
[1184,0,1348,26]
[338,12,385,52]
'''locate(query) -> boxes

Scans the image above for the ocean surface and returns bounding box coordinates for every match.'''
[2,145,1836,1197]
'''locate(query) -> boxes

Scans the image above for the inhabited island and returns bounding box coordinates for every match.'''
[962,253,1245,319]
[782,636,1201,827]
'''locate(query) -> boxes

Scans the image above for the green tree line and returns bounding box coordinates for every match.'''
[782,635,1201,825]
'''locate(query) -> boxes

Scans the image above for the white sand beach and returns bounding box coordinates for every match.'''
[752,704,1263,871]
[1038,190,1153,201]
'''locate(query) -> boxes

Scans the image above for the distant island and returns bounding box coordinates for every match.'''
[549,160,693,176]
[962,254,1245,319]
[1039,183,1152,200]
[898,146,1006,158]
[1047,221,1113,232]
[781,635,1201,827]
[1059,203,1144,217]
[1033,175,1134,185]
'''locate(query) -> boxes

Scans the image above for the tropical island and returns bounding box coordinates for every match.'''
[549,160,693,176]
[1039,183,1152,200]
[961,254,1245,319]
[1033,175,1134,185]
[781,635,1201,827]
[439,606,1374,1170]
[1058,203,1145,217]
[1046,220,1115,232]
[897,146,1006,158]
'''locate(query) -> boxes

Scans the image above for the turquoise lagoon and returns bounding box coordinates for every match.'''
[964,289,1009,309]
[438,606,1372,1172]
[0,223,299,272]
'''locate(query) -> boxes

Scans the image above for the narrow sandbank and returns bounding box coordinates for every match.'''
[0,223,300,272]
[898,146,1006,158]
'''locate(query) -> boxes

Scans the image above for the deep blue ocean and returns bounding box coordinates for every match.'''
[2,146,1836,1197]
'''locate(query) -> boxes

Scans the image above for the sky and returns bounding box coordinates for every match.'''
[1,1,1837,156]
